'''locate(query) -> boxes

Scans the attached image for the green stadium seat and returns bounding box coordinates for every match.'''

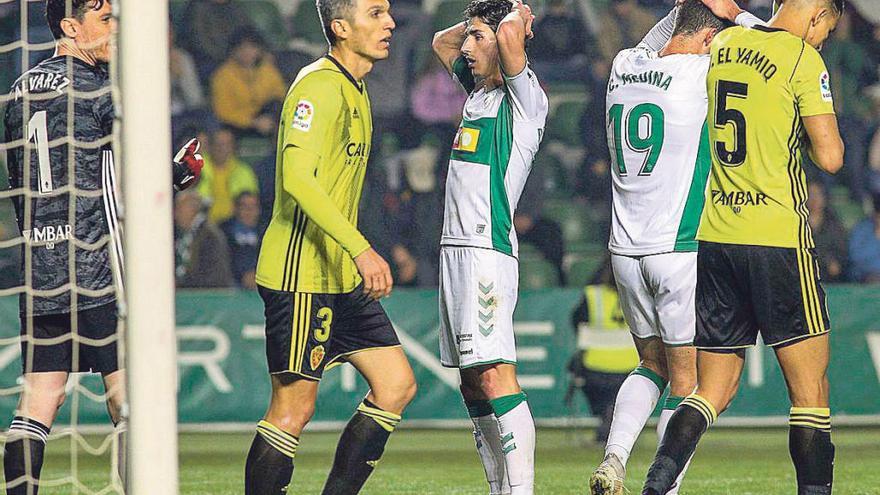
[519,256,559,289]
[541,201,598,244]
[291,0,329,45]
[245,0,292,50]
[565,253,605,287]
[544,86,588,146]
[829,185,866,231]
[433,0,470,33]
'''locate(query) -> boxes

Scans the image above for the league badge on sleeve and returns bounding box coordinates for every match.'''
[292,99,315,132]
[819,72,833,102]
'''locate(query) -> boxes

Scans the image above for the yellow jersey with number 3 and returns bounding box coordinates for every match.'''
[698,25,835,249]
[256,56,372,293]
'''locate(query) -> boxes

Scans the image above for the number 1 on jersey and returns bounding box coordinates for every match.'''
[608,103,665,176]
[27,111,53,194]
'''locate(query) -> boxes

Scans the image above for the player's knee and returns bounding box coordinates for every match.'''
[639,358,669,382]
[373,373,417,412]
[477,366,519,398]
[788,375,830,407]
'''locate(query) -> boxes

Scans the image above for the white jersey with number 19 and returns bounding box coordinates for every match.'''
[606,47,712,256]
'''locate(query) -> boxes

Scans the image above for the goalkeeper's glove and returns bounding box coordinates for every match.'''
[172,138,204,191]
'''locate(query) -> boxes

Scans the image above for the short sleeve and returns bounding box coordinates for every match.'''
[792,46,835,117]
[280,74,343,156]
[503,66,548,121]
[452,56,476,94]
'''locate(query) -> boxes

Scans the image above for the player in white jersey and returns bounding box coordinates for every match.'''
[432,0,548,494]
[589,1,764,494]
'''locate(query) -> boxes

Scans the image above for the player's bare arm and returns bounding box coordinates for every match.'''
[432,21,467,74]
[496,0,534,76]
[281,145,393,299]
[803,113,845,174]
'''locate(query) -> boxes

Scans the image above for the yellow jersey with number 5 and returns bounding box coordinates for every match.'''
[698,25,835,249]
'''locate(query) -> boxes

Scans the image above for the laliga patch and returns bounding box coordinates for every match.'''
[452,127,480,153]
[310,344,326,370]
[819,72,833,102]
[292,99,315,132]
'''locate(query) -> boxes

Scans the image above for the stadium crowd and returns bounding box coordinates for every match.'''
[2,0,880,289]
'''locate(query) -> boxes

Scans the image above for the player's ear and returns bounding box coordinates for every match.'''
[330,18,351,42]
[811,7,830,27]
[59,17,79,39]
[703,27,719,48]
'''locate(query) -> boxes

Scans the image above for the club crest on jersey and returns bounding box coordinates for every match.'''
[292,99,314,132]
[819,72,833,102]
[310,345,326,370]
[452,127,480,153]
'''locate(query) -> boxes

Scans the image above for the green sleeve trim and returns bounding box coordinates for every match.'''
[664,395,685,410]
[490,392,528,417]
[465,399,494,418]
[630,366,668,392]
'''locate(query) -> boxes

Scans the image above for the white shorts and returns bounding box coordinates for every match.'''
[439,246,519,368]
[611,252,696,346]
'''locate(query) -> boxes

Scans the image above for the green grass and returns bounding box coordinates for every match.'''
[11,428,880,494]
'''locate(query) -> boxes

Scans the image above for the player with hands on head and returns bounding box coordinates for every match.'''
[641,0,845,493]
[588,1,765,494]
[432,1,548,494]
[245,0,417,493]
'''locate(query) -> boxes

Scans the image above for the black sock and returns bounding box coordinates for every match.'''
[789,408,834,495]
[4,416,50,495]
[245,420,298,495]
[642,395,717,495]
[321,399,401,495]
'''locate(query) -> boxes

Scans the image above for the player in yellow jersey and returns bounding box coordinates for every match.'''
[244,1,417,493]
[642,0,845,494]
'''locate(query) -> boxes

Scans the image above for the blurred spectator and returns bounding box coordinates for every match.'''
[198,127,260,224]
[170,26,205,117]
[365,3,429,149]
[597,0,657,62]
[822,13,876,200]
[515,155,567,284]
[410,57,466,143]
[179,0,254,79]
[211,28,286,137]
[221,192,261,289]
[530,0,594,82]
[865,85,880,196]
[848,193,880,283]
[567,259,639,443]
[807,183,849,282]
[174,190,234,288]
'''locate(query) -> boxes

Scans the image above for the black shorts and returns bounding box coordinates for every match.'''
[20,303,120,374]
[258,284,401,380]
[695,242,830,351]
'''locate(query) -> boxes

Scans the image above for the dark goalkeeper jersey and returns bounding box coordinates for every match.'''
[4,56,120,316]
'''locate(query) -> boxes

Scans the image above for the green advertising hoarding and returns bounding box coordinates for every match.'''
[0,286,878,427]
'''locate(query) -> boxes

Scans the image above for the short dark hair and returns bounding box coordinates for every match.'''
[229,27,266,51]
[829,0,845,15]
[45,0,105,40]
[464,0,512,31]
[317,0,356,45]
[672,0,726,37]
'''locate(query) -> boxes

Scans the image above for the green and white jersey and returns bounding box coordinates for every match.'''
[442,58,549,257]
[606,47,712,256]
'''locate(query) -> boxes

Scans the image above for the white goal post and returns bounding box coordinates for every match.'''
[118,0,179,493]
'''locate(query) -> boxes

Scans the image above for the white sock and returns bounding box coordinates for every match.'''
[468,408,510,495]
[113,420,128,488]
[604,367,666,467]
[657,397,689,495]
[492,393,535,495]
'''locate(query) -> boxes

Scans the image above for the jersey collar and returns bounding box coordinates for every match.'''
[323,55,364,94]
[752,25,786,33]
